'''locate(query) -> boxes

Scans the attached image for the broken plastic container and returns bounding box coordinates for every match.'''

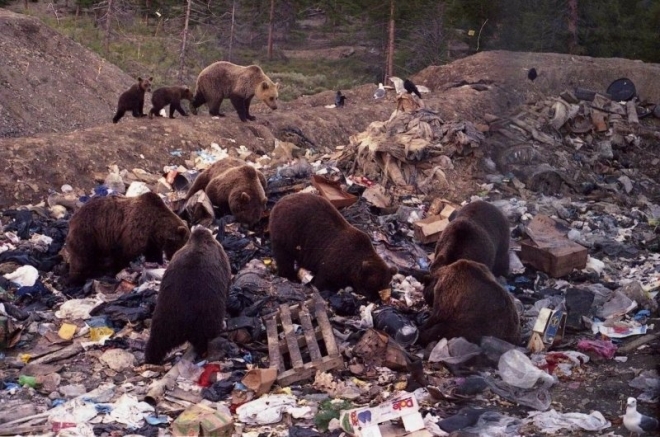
[372,306,419,347]
[498,349,556,389]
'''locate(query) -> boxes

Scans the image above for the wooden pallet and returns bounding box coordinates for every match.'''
[264,292,343,386]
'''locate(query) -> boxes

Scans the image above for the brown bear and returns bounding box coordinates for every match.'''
[423,200,510,306]
[149,85,194,119]
[418,259,521,346]
[269,193,397,300]
[145,226,230,364]
[190,61,278,122]
[184,158,267,201]
[205,165,268,226]
[112,76,153,123]
[65,192,190,285]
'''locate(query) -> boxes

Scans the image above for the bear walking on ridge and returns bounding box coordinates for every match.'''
[145,226,230,364]
[113,76,153,123]
[423,200,510,306]
[269,193,397,300]
[418,259,521,346]
[149,85,194,119]
[65,192,190,285]
[191,61,279,122]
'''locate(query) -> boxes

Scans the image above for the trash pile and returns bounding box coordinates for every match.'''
[0,83,659,437]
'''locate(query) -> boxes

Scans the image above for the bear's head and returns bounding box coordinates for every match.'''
[229,190,267,226]
[181,86,194,101]
[354,259,398,300]
[163,225,190,260]
[138,76,153,93]
[256,81,279,110]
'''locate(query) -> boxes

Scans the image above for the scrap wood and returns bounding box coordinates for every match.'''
[618,332,660,354]
[30,342,83,365]
[144,346,196,405]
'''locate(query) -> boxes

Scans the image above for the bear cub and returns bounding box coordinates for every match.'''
[145,226,231,364]
[424,200,510,306]
[149,85,194,119]
[65,192,189,285]
[113,76,153,123]
[269,192,396,300]
[419,259,521,346]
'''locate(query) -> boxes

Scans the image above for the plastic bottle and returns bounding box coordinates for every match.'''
[372,306,419,347]
[498,349,556,389]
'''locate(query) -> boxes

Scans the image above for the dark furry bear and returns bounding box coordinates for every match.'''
[145,226,230,364]
[65,192,189,285]
[184,158,267,201]
[423,200,510,306]
[418,259,521,346]
[269,192,397,300]
[149,85,194,119]
[112,76,153,123]
[205,165,268,226]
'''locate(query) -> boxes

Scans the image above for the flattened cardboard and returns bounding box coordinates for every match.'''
[339,393,425,437]
[311,175,358,209]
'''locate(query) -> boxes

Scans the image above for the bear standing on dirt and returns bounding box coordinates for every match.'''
[112,76,153,123]
[184,158,268,226]
[145,226,230,364]
[65,192,190,285]
[191,61,278,122]
[149,85,194,119]
[418,259,521,346]
[269,193,397,300]
[424,200,510,306]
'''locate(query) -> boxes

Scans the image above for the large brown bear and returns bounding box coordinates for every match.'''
[418,260,521,346]
[145,226,230,364]
[269,193,397,300]
[65,192,190,285]
[113,76,153,123]
[149,85,194,119]
[191,61,278,122]
[424,200,510,306]
[184,158,267,200]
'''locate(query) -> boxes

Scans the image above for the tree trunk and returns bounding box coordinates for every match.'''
[104,0,113,55]
[145,0,150,25]
[267,0,275,59]
[386,0,395,79]
[568,0,578,53]
[179,0,192,82]
[229,0,236,62]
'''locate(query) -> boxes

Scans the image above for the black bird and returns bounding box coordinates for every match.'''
[528,68,538,81]
[404,79,422,99]
[335,90,346,108]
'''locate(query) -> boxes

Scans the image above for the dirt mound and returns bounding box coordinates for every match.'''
[0,8,134,138]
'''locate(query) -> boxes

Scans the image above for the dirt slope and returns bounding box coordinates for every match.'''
[0,8,134,138]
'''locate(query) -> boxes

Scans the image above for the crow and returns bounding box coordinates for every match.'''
[528,68,538,81]
[335,90,346,108]
[404,79,422,99]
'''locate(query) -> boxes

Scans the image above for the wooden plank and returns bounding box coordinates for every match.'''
[278,326,323,354]
[277,356,344,386]
[313,293,339,357]
[280,304,304,369]
[299,305,322,362]
[265,316,285,372]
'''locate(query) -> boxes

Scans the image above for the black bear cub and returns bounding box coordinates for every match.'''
[145,226,230,364]
[113,76,153,123]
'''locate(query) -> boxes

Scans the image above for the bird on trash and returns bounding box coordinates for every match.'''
[623,397,659,437]
[404,79,422,99]
[528,67,538,81]
[335,90,346,108]
[373,83,386,99]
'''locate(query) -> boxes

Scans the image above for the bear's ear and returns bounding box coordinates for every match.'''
[240,192,251,202]
[389,266,398,275]
[138,77,143,82]
[176,226,189,238]
[261,81,270,91]
[148,76,154,81]
[275,81,280,89]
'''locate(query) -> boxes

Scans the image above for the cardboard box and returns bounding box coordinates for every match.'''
[413,202,455,244]
[519,215,588,278]
[172,403,234,437]
[339,393,425,437]
[242,368,278,397]
[527,308,567,352]
[311,175,358,209]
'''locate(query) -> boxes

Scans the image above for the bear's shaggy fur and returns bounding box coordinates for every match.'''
[145,226,230,364]
[424,200,510,306]
[149,85,194,119]
[184,158,267,201]
[205,165,268,226]
[191,61,278,122]
[65,192,190,285]
[418,259,521,346]
[269,193,397,299]
[113,77,153,123]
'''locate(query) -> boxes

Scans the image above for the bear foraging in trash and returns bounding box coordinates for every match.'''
[191,61,278,122]
[112,76,153,123]
[145,226,230,364]
[418,259,521,346]
[269,192,397,299]
[149,85,194,119]
[65,192,190,285]
[183,158,268,226]
[423,200,510,306]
